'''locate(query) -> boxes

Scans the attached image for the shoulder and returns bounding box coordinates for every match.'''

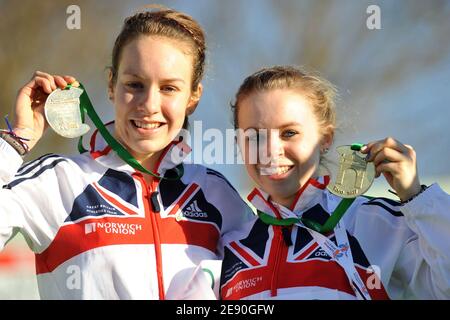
[355,195,403,217]
[205,167,239,193]
[340,193,409,236]
[182,163,239,193]
[325,190,407,233]
[6,153,88,189]
[333,193,416,246]
[222,213,260,245]
[181,164,254,223]
[325,189,403,219]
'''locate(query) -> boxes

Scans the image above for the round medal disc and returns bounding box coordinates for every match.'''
[44,87,90,138]
[326,145,375,198]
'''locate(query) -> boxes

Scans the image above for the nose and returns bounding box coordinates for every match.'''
[268,130,284,160]
[139,86,161,114]
[258,129,284,165]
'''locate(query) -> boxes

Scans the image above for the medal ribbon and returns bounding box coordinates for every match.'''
[308,220,372,300]
[258,197,355,233]
[68,83,183,180]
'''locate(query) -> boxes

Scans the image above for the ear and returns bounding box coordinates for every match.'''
[186,83,203,115]
[320,125,334,153]
[108,69,115,102]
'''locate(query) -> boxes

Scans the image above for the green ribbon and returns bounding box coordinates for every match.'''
[201,268,216,289]
[67,83,183,180]
[258,197,356,234]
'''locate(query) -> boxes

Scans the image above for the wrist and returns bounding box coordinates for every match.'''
[400,184,428,204]
[12,127,35,150]
[0,131,29,156]
[1,117,32,156]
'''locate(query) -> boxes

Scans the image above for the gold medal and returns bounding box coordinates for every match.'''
[44,87,90,138]
[327,145,375,198]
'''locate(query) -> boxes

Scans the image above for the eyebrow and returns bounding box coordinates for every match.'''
[122,72,186,84]
[243,122,303,131]
[279,122,303,128]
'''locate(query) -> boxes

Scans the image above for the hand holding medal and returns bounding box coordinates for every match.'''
[13,71,80,151]
[313,139,421,234]
[327,139,422,201]
[360,137,422,202]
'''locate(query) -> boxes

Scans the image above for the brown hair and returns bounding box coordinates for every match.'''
[231,66,337,168]
[110,5,206,89]
[109,6,206,129]
[231,65,337,134]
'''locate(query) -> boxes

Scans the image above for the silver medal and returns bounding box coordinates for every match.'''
[326,145,375,198]
[44,87,90,138]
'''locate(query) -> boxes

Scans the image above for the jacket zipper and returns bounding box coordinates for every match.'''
[270,226,285,297]
[137,175,166,300]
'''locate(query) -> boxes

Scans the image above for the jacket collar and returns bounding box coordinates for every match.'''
[247,176,330,219]
[88,121,191,176]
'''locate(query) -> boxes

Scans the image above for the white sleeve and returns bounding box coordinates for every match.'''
[396,183,450,299]
[0,138,26,251]
[0,139,68,253]
[0,138,23,184]
[0,189,31,251]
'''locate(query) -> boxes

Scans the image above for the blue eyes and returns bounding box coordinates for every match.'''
[246,130,298,142]
[161,86,176,92]
[282,130,297,138]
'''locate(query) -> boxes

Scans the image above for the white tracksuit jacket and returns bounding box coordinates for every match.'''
[220,176,450,300]
[0,125,254,299]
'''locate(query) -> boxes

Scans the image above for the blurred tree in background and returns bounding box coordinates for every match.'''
[0,0,124,160]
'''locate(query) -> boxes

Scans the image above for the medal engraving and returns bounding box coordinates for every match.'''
[327,145,375,198]
[44,87,90,138]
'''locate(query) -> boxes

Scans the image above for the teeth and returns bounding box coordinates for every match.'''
[134,120,161,129]
[277,166,291,174]
[260,166,292,176]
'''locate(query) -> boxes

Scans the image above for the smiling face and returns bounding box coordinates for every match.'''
[109,35,201,165]
[238,89,332,208]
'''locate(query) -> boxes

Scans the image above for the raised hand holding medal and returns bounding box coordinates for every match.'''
[311,139,422,233]
[12,71,80,152]
[360,137,422,202]
[326,139,421,202]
